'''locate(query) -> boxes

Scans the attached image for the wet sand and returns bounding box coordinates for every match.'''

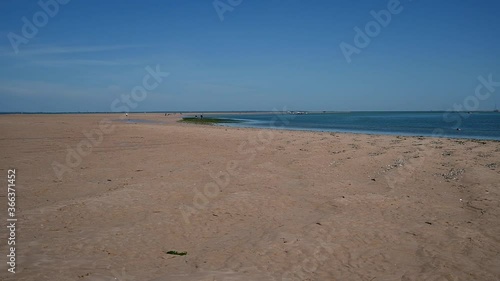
[0,114,499,281]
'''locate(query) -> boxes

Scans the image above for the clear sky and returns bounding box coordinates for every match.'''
[1,0,499,112]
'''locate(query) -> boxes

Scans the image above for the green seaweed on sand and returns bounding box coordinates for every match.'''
[165,250,187,256]
[179,117,241,124]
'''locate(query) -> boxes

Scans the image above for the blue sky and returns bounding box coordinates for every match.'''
[1,0,499,112]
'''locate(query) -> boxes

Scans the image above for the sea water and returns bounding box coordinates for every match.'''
[215,112,500,140]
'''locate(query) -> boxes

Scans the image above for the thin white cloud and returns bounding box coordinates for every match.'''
[0,80,98,98]
[31,59,127,66]
[0,44,145,56]
[181,81,257,93]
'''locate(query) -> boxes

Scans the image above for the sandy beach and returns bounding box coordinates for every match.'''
[0,113,499,281]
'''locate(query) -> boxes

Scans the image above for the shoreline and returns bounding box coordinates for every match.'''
[1,110,499,114]
[217,122,500,142]
[110,113,500,142]
[3,112,498,141]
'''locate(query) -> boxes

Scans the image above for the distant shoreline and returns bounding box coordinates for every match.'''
[1,110,500,115]
[5,111,498,141]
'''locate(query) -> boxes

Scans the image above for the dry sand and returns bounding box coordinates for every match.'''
[0,114,499,281]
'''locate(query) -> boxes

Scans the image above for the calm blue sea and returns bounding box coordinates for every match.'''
[213,112,500,140]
